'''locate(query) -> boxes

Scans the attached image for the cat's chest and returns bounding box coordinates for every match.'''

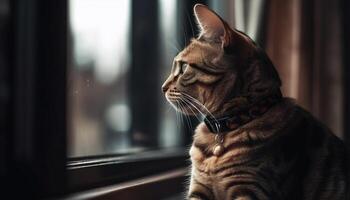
[189,144,264,200]
[189,144,256,176]
[190,146,220,173]
[190,124,257,173]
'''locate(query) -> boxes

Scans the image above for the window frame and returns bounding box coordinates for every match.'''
[66,148,188,192]
[4,0,208,199]
[8,0,67,198]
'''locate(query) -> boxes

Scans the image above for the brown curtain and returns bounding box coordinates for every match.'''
[265,0,344,137]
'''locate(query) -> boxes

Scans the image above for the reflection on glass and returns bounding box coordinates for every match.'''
[68,0,182,157]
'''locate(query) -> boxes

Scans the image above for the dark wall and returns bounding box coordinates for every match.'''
[342,0,350,146]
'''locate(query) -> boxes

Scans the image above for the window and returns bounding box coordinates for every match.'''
[68,0,191,158]
[65,0,205,194]
[1,0,268,198]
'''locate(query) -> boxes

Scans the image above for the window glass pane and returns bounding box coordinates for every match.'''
[67,0,184,157]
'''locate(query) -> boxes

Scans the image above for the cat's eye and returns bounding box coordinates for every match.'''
[180,63,188,73]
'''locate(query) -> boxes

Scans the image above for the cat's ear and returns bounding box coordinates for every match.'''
[193,4,232,47]
[193,4,252,52]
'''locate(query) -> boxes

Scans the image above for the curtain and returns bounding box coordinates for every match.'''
[265,0,344,137]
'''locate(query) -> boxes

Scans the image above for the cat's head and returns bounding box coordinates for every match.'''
[162,4,281,116]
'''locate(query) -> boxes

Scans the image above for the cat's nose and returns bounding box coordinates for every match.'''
[162,86,167,93]
[162,83,169,93]
[162,75,176,93]
[162,77,172,93]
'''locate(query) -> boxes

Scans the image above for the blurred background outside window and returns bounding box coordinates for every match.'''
[68,0,187,157]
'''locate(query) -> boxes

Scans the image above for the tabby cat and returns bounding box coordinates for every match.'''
[162,4,349,200]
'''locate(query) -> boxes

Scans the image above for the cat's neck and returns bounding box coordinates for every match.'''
[205,93,282,133]
[193,98,296,157]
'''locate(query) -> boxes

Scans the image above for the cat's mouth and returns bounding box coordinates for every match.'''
[165,89,181,101]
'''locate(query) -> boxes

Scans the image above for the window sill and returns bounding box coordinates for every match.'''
[60,167,188,200]
[66,148,189,192]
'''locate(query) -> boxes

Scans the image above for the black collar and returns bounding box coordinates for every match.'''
[204,115,237,133]
[203,95,282,134]
[204,112,252,133]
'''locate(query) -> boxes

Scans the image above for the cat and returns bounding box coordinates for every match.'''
[162,4,349,200]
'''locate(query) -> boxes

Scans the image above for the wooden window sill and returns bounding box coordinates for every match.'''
[60,168,188,200]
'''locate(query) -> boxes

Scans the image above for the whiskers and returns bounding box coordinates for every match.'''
[176,100,193,131]
[167,92,219,132]
[181,93,219,124]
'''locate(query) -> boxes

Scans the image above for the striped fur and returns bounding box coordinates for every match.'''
[188,99,348,199]
[162,4,349,199]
